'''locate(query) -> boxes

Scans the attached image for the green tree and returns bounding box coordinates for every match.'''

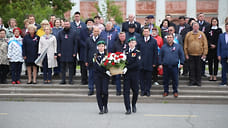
[0,0,74,28]
[94,0,123,24]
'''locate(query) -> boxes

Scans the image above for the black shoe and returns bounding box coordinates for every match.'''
[81,82,88,85]
[140,91,145,96]
[125,109,131,115]
[99,110,104,115]
[201,74,207,77]
[88,91,94,96]
[146,92,150,97]
[196,83,201,86]
[27,81,33,84]
[104,106,108,113]
[116,91,121,96]
[132,106,136,113]
[69,81,74,85]
[60,81,66,84]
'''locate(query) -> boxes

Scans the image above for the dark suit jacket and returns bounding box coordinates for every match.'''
[217,33,228,59]
[139,36,158,71]
[122,21,141,34]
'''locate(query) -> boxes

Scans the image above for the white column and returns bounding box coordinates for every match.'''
[126,0,136,19]
[70,0,80,19]
[98,0,107,21]
[218,0,228,31]
[186,0,196,18]
[156,0,165,26]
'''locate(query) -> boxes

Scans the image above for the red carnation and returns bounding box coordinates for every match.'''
[115,52,122,55]
[105,59,109,63]
[111,62,115,65]
[108,53,111,57]
[104,62,107,66]
[115,57,118,60]
[119,55,123,58]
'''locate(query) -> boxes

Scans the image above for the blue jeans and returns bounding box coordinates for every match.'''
[163,65,179,93]
[221,58,228,84]
[10,62,22,82]
[88,67,94,91]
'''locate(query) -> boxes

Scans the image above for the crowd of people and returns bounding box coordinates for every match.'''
[0,12,228,114]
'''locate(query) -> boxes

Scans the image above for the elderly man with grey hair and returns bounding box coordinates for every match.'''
[100,21,118,53]
[122,14,141,34]
[184,22,208,86]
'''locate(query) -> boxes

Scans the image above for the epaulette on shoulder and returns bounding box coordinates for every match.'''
[136,50,140,52]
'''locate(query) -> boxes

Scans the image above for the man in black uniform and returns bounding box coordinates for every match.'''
[123,37,141,114]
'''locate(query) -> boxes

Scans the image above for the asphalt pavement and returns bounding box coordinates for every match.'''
[0,101,228,128]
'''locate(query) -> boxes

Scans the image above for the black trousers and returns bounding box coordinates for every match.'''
[152,66,158,82]
[95,73,109,111]
[189,55,202,84]
[61,62,74,82]
[183,58,189,75]
[79,61,88,84]
[0,65,9,83]
[140,69,152,94]
[123,71,139,111]
[208,50,218,76]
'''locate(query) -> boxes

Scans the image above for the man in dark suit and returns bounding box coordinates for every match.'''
[28,14,41,30]
[71,11,88,84]
[85,27,105,95]
[122,14,141,34]
[57,20,78,84]
[197,13,210,77]
[139,27,158,97]
[176,16,190,35]
[217,23,228,86]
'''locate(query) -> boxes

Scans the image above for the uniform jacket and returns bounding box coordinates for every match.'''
[8,36,24,62]
[217,32,228,59]
[38,34,58,68]
[160,43,185,66]
[0,38,9,65]
[93,52,109,78]
[100,28,118,52]
[85,35,105,67]
[122,21,142,34]
[139,36,158,71]
[184,31,208,56]
[57,28,78,62]
[22,34,40,63]
[125,48,141,72]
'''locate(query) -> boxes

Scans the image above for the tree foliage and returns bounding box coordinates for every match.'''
[0,0,74,28]
[94,0,123,24]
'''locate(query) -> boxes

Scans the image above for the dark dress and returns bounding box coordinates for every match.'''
[22,34,40,66]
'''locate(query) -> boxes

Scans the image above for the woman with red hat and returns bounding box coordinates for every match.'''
[8,27,24,84]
